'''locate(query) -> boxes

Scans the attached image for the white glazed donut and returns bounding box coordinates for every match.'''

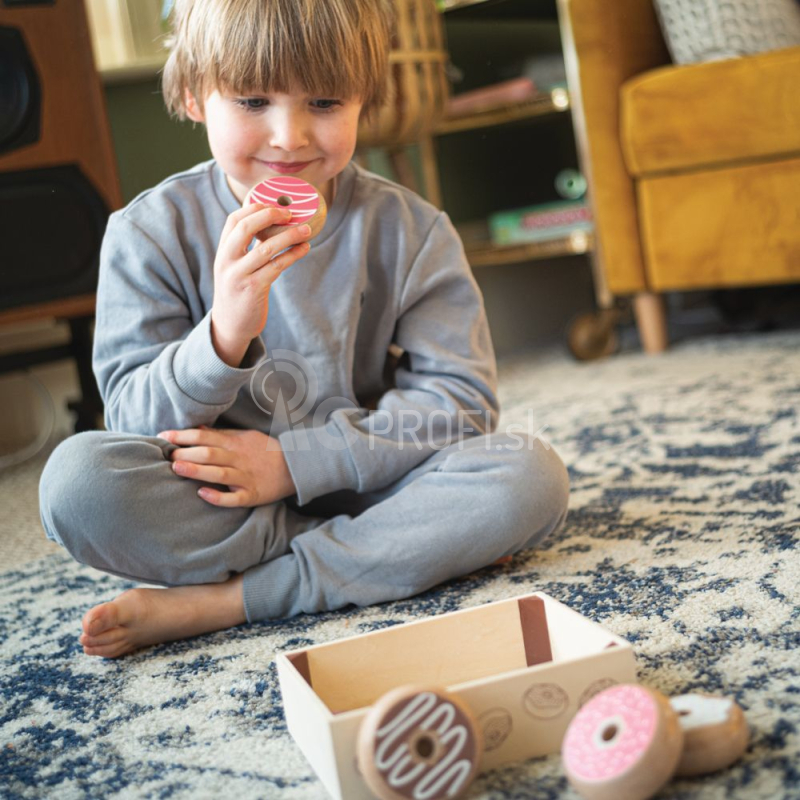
[356,685,483,800]
[670,693,749,777]
[561,684,683,800]
[244,176,327,241]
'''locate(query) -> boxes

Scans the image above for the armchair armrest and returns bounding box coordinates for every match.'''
[621,46,800,176]
[558,0,671,294]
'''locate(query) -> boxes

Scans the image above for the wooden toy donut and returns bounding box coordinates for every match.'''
[670,693,749,777]
[244,176,328,241]
[561,684,683,800]
[356,685,483,800]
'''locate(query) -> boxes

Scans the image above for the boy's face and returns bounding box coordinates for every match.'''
[186,85,364,206]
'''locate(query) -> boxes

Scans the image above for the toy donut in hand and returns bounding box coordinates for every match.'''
[561,684,683,800]
[356,685,483,800]
[244,176,328,241]
[670,693,749,777]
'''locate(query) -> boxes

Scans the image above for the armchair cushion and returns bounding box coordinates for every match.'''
[620,46,800,176]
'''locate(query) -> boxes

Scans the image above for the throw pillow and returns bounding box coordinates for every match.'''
[652,0,800,64]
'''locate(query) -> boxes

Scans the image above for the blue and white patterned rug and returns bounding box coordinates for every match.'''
[1,331,799,799]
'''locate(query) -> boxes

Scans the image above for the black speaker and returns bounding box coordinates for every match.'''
[0,0,121,313]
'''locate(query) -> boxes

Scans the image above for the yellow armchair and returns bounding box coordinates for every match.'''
[558,0,800,352]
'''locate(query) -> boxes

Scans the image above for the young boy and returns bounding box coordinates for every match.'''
[38,0,569,658]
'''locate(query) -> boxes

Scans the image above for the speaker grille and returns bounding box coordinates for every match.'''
[0,26,41,154]
[0,165,109,311]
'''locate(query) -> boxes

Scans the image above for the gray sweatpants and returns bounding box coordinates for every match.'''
[38,431,569,622]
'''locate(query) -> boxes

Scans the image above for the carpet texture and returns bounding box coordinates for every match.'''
[1,331,799,799]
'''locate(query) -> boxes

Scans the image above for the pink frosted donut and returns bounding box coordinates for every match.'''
[244,176,327,240]
[561,684,683,800]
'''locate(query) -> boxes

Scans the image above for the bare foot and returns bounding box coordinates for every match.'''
[79,573,247,658]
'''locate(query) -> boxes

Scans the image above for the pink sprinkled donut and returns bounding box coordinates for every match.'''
[561,684,683,800]
[244,176,328,240]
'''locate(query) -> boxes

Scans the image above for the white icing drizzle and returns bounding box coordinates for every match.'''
[374,692,474,799]
[671,695,733,730]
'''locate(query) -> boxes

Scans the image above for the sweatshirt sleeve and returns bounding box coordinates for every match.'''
[277,212,499,506]
[93,213,266,435]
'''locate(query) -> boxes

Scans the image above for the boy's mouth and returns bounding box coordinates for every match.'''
[259,159,315,174]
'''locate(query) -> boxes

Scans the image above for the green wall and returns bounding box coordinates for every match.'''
[104,79,211,204]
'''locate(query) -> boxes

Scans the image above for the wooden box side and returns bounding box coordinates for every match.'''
[276,654,342,799]
[303,596,531,713]
[455,640,638,770]
[542,594,630,659]
[329,709,374,800]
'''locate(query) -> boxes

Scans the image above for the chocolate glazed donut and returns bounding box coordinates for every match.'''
[356,685,483,800]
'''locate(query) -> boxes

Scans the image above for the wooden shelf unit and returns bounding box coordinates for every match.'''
[430,0,592,269]
[457,221,592,267]
[435,88,570,135]
[440,0,557,20]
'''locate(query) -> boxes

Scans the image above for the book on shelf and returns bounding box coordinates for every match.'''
[444,77,539,118]
[489,200,593,246]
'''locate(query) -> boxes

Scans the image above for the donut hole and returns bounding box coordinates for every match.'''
[416,736,435,758]
[592,715,627,750]
[408,730,442,765]
[601,723,618,742]
[277,195,293,206]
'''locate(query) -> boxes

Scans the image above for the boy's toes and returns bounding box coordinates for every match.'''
[79,628,126,648]
[83,639,135,659]
[82,601,120,637]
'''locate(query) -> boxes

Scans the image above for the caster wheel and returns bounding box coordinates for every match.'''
[356,685,483,800]
[567,309,621,361]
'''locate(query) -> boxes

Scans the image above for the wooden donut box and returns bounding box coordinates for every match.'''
[276,592,637,799]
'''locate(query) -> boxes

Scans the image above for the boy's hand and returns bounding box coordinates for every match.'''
[157,426,296,508]
[211,203,313,354]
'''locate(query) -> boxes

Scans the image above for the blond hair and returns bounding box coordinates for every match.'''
[162,0,394,119]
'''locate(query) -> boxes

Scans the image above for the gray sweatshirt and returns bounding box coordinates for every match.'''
[93,159,499,506]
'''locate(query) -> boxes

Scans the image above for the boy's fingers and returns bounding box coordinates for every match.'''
[253,241,311,282]
[170,445,234,466]
[242,225,312,274]
[198,487,250,508]
[221,204,261,241]
[219,202,279,247]
[225,207,292,255]
[158,427,221,446]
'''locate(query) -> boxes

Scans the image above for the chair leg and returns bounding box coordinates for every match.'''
[65,315,104,432]
[633,292,669,354]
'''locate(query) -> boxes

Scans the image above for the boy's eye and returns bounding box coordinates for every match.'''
[236,98,268,111]
[311,99,343,112]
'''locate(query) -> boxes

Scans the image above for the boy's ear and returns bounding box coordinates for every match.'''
[184,90,205,123]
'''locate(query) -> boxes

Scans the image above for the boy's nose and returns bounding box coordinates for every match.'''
[268,112,310,152]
